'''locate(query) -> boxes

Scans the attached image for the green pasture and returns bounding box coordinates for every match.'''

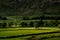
[36,33,60,40]
[0,28,60,40]
[0,28,55,37]
[45,38,60,40]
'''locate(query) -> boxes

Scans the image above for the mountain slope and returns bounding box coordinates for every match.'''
[0,0,60,16]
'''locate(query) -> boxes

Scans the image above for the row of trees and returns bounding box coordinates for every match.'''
[20,20,59,27]
[23,15,60,20]
[20,21,44,27]
[0,20,44,28]
[0,20,59,28]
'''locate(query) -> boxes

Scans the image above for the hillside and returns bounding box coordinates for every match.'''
[0,0,60,16]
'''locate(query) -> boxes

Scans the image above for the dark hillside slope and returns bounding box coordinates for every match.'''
[0,0,60,16]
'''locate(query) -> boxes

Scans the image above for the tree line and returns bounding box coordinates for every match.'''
[0,20,59,28]
[20,20,59,27]
[23,15,60,20]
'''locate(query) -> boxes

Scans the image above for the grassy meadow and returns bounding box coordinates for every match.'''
[0,27,60,40]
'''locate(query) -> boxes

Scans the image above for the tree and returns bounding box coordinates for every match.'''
[47,20,58,27]
[44,21,48,26]
[0,16,2,20]
[2,17,7,20]
[36,20,44,27]
[20,22,28,27]
[0,23,2,28]
[54,20,59,26]
[29,21,34,27]
[40,15,45,20]
[8,22,13,27]
[2,23,7,28]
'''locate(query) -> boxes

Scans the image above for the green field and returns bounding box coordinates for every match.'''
[0,28,55,37]
[0,28,60,40]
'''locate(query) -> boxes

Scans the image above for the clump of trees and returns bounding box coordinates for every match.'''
[36,20,44,27]
[20,20,59,28]
[0,22,14,28]
[20,22,28,27]
[0,16,7,20]
[44,20,59,27]
[0,20,59,28]
[0,23,7,28]
[2,23,7,28]
[20,20,44,27]
[29,21,34,27]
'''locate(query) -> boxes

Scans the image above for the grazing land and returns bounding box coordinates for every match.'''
[0,27,60,40]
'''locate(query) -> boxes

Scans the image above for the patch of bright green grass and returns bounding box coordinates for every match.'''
[0,28,60,40]
[0,28,56,37]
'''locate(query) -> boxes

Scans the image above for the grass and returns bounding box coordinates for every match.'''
[0,28,60,40]
[0,28,55,37]
[45,37,60,40]
[31,31,60,40]
[40,33,60,40]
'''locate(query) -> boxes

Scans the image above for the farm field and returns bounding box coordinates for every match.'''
[0,27,60,40]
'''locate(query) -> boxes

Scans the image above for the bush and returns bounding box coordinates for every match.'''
[44,20,59,27]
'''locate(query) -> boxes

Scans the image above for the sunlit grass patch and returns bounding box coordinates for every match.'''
[0,28,54,37]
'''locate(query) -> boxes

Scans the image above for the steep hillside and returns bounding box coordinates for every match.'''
[0,0,60,16]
